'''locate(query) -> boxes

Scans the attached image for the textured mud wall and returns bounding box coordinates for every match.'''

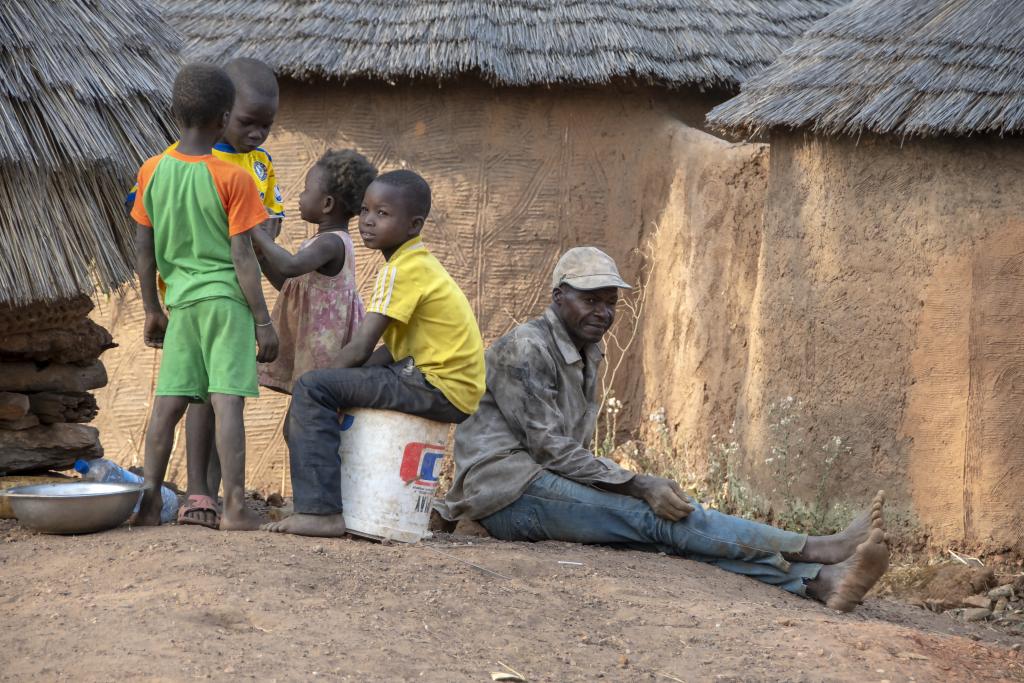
[93,85,1023,550]
[737,132,1024,549]
[92,81,731,492]
[638,128,767,470]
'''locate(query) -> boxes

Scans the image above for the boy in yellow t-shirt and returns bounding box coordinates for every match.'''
[127,57,284,528]
[263,170,485,538]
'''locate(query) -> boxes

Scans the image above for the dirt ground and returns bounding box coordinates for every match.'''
[1,519,1021,682]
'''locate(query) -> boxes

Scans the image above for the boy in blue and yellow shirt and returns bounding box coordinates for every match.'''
[127,58,284,220]
[263,170,485,538]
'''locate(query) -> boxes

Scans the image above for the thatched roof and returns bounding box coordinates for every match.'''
[707,0,1024,138]
[0,1,180,307]
[160,0,847,89]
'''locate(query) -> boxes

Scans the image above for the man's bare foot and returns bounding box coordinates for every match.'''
[219,498,262,531]
[129,489,164,527]
[806,528,889,612]
[261,513,347,538]
[786,490,885,565]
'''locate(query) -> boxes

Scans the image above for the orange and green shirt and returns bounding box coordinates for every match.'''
[127,141,284,216]
[131,149,268,309]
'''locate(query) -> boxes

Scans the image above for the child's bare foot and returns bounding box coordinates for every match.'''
[806,528,889,612]
[261,513,347,537]
[786,490,885,565]
[129,489,165,527]
[218,497,262,531]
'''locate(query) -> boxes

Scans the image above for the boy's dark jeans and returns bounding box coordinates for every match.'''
[286,357,468,515]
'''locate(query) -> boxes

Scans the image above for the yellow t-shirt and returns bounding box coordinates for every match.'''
[126,141,284,216]
[367,236,485,415]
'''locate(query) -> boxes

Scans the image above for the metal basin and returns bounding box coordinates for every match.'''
[2,482,144,534]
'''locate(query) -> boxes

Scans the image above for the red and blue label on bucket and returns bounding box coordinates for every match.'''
[400,443,445,487]
[402,442,445,514]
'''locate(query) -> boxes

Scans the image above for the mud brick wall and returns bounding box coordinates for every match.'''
[91,81,736,492]
[91,83,1021,550]
[735,132,1024,549]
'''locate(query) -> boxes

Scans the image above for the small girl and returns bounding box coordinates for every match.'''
[251,149,377,393]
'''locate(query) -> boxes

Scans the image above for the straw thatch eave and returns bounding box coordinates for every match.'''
[160,0,847,90]
[707,0,1024,138]
[0,1,180,307]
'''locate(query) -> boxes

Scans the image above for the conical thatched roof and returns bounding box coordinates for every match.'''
[0,1,180,307]
[160,0,847,89]
[707,0,1024,138]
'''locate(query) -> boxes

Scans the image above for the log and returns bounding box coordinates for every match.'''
[0,392,29,420]
[0,423,102,474]
[0,296,93,337]
[0,319,116,364]
[28,392,98,424]
[0,360,107,393]
[0,415,40,430]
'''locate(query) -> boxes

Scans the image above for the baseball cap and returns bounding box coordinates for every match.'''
[551,246,632,291]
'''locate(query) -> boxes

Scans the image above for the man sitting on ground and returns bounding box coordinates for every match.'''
[444,246,888,612]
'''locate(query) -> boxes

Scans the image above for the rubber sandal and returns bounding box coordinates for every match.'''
[177,494,220,529]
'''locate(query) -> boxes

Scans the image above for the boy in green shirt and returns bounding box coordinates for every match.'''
[130,58,288,528]
[128,58,284,528]
[132,63,278,530]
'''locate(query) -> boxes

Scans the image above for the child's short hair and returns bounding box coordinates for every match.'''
[375,169,431,217]
[317,149,378,218]
[172,63,235,128]
[225,57,279,99]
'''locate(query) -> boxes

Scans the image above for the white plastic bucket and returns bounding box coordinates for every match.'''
[337,408,450,543]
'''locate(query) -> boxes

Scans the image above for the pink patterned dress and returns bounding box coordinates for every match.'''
[258,230,365,394]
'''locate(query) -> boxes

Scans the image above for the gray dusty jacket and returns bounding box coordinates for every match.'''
[444,307,634,520]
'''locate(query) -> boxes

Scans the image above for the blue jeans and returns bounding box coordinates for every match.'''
[481,471,822,596]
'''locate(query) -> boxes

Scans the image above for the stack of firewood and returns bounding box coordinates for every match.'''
[0,295,115,475]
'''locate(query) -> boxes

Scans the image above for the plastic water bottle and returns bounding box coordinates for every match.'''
[74,458,178,523]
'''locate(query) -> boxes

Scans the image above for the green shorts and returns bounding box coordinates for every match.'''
[156,297,258,401]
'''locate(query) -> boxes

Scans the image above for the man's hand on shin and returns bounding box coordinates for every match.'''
[634,474,694,521]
